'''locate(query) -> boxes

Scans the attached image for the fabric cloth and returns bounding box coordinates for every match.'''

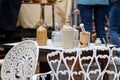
[77,0,109,5]
[17,0,68,29]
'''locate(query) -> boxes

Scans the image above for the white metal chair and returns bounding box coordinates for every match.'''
[46,49,93,80]
[47,48,111,80]
[31,50,61,80]
[32,71,53,80]
[78,47,110,80]
[107,47,120,80]
[47,49,77,80]
[1,40,39,80]
[31,50,63,80]
[32,47,120,80]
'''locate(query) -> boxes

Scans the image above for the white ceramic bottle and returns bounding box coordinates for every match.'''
[62,19,74,49]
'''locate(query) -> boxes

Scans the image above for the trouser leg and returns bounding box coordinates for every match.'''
[94,5,108,43]
[78,5,93,42]
[2,0,22,43]
[108,1,120,47]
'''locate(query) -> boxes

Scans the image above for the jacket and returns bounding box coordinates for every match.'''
[77,0,109,5]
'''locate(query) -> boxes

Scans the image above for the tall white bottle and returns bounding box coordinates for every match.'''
[62,18,74,49]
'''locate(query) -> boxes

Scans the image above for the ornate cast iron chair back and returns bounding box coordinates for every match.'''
[1,40,39,80]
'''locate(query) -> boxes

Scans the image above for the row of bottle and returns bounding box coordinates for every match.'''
[36,18,80,48]
[36,19,101,49]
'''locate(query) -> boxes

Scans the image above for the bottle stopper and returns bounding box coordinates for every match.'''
[79,23,86,32]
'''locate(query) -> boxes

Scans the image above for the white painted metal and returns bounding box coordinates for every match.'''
[1,40,39,80]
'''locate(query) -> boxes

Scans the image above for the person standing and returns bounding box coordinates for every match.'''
[77,0,109,43]
[0,0,22,43]
[108,0,120,47]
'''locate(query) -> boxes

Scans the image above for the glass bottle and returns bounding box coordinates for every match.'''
[37,19,47,46]
[52,23,62,47]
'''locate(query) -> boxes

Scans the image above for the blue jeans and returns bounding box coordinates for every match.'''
[78,5,108,43]
[108,1,120,48]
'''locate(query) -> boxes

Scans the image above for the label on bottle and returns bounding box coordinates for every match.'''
[62,25,74,49]
[37,26,47,46]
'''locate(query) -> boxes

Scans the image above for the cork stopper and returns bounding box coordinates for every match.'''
[79,23,85,32]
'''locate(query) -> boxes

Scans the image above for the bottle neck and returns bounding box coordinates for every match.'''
[39,19,44,26]
[65,16,71,26]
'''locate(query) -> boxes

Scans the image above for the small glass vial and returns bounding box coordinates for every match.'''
[52,23,62,47]
[95,38,101,46]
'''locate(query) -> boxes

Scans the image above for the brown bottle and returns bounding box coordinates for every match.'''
[37,19,47,46]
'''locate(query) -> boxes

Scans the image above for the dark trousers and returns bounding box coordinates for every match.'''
[108,0,120,47]
[78,5,108,43]
[0,0,22,31]
[0,0,22,43]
